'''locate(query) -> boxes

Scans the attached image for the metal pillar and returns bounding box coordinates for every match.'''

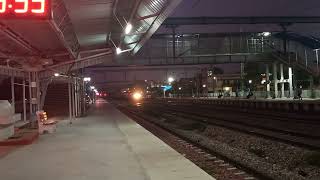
[273,63,278,98]
[68,78,72,124]
[11,76,15,113]
[74,79,78,117]
[288,67,294,98]
[266,65,270,98]
[310,76,315,99]
[36,73,41,111]
[280,64,285,98]
[28,73,32,121]
[72,78,76,119]
[29,72,40,126]
[172,27,176,59]
[240,63,245,95]
[82,80,86,116]
[23,79,27,122]
[316,49,319,74]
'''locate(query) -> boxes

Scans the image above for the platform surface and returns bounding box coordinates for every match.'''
[0,99,214,180]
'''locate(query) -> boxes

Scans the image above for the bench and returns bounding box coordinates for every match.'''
[36,111,57,134]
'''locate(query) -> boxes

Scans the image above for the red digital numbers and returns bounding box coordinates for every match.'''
[0,0,49,18]
[15,0,28,13]
[31,0,45,13]
[0,0,6,13]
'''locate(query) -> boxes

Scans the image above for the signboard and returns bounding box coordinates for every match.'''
[0,0,50,19]
[161,85,172,92]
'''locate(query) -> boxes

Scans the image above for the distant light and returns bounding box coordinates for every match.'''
[90,86,95,90]
[133,92,142,101]
[84,77,91,82]
[262,32,271,37]
[224,87,231,91]
[213,77,217,80]
[116,47,122,55]
[54,73,60,77]
[178,87,182,90]
[249,80,253,84]
[168,77,174,83]
[203,84,207,88]
[125,23,133,35]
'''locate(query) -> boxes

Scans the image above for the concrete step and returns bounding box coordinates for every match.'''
[13,114,21,123]
[14,120,30,129]
[0,124,14,141]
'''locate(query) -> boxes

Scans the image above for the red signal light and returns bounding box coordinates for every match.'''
[0,0,50,18]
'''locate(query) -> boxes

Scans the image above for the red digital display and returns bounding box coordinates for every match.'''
[0,0,50,19]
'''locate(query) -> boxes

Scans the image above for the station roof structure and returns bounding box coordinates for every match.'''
[0,0,182,75]
[0,0,320,77]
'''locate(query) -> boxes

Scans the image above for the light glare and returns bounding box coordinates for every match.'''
[116,47,122,55]
[168,77,174,83]
[125,23,133,34]
[133,92,142,101]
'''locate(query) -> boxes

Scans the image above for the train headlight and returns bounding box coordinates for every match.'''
[133,92,142,101]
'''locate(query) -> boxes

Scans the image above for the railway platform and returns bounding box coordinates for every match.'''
[0,99,214,180]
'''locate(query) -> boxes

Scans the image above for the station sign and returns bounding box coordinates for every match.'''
[161,85,172,92]
[0,0,51,19]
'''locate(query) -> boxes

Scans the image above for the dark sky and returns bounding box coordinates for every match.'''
[172,0,320,17]
[158,0,320,35]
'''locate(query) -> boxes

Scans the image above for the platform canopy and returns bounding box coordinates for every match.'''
[0,0,182,74]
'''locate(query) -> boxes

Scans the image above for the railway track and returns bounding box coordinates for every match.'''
[142,101,320,150]
[118,105,262,180]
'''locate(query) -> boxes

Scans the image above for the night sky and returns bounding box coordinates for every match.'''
[172,0,320,17]
[158,0,320,36]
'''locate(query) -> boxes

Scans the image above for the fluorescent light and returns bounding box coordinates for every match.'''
[262,32,271,37]
[84,77,91,82]
[168,77,174,83]
[116,47,122,55]
[125,23,133,34]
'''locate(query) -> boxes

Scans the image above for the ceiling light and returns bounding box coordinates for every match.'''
[84,77,91,82]
[116,47,122,55]
[262,32,271,37]
[168,77,174,83]
[125,23,133,34]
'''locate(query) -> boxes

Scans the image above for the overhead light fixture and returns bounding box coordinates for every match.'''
[84,77,91,82]
[116,47,122,55]
[168,77,174,83]
[125,23,133,35]
[262,32,271,37]
[116,47,133,55]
